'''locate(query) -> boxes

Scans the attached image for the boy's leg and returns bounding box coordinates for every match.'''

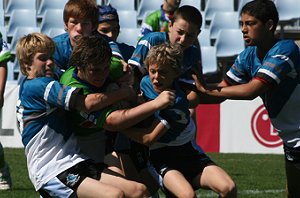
[283,145,300,197]
[0,142,12,190]
[163,169,195,198]
[100,169,150,198]
[193,165,237,198]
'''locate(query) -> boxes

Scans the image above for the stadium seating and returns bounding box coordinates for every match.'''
[0,26,7,42]
[107,0,135,11]
[5,0,36,17]
[0,10,4,27]
[237,0,252,14]
[215,28,245,58]
[117,27,140,47]
[40,9,64,36]
[6,9,37,37]
[274,0,300,38]
[204,0,235,22]
[201,46,218,74]
[180,0,201,11]
[37,0,68,18]
[136,0,162,21]
[118,10,138,28]
[198,29,211,46]
[209,11,239,40]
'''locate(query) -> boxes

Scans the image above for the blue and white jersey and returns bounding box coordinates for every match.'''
[16,77,88,191]
[128,32,201,81]
[140,75,195,149]
[53,32,123,70]
[225,39,300,148]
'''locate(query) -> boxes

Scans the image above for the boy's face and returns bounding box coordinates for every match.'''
[97,21,119,42]
[148,63,179,93]
[240,13,273,46]
[26,52,54,79]
[168,18,200,50]
[77,61,110,88]
[65,17,94,47]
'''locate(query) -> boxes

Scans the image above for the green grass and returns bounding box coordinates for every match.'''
[2,148,286,198]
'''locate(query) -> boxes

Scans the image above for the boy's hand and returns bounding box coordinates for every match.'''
[192,69,207,93]
[154,90,176,109]
[117,60,134,86]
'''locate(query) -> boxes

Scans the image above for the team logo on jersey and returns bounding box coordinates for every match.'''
[251,105,282,147]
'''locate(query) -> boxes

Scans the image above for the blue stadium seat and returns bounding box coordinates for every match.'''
[180,0,201,11]
[0,26,7,42]
[107,0,135,11]
[6,9,37,37]
[0,10,4,27]
[198,29,211,46]
[209,11,239,40]
[118,10,138,28]
[137,0,162,21]
[274,0,300,38]
[215,28,245,58]
[5,0,36,17]
[117,28,140,47]
[10,27,40,54]
[204,0,234,22]
[200,46,218,74]
[40,9,64,36]
[37,0,68,18]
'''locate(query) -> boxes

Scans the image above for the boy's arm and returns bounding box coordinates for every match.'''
[73,85,135,112]
[103,90,175,131]
[121,119,168,146]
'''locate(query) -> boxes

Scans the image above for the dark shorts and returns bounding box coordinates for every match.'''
[39,160,120,198]
[150,142,215,182]
[284,144,300,168]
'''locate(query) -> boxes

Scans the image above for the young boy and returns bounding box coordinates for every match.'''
[192,0,300,197]
[97,4,135,62]
[16,32,175,198]
[53,0,123,74]
[136,42,236,197]
[0,31,13,190]
[140,0,181,37]
[129,5,201,91]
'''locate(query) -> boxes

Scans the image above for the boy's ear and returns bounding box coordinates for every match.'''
[64,23,68,31]
[266,19,274,31]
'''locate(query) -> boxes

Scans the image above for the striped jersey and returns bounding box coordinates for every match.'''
[16,77,88,190]
[225,39,300,148]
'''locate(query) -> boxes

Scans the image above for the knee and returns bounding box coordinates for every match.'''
[132,183,149,198]
[219,181,237,198]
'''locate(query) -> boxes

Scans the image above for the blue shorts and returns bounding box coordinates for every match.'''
[39,160,109,198]
[149,141,215,182]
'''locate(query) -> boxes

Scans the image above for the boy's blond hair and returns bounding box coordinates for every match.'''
[145,42,183,74]
[16,32,56,76]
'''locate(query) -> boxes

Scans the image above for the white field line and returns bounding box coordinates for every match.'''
[196,189,285,197]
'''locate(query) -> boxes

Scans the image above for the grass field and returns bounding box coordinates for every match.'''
[1,148,287,198]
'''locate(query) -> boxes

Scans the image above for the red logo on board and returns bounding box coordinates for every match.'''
[251,105,282,147]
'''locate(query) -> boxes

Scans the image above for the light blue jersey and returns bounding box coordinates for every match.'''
[140,75,195,149]
[225,39,300,147]
[16,77,87,190]
[128,32,201,84]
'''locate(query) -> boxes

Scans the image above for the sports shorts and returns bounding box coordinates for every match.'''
[150,141,215,182]
[284,144,300,169]
[38,159,116,198]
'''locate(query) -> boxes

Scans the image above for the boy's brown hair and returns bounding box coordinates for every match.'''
[69,34,112,70]
[171,5,202,31]
[16,33,56,76]
[63,0,99,30]
[145,42,183,74]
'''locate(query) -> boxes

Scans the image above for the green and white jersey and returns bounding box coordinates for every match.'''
[0,32,12,63]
